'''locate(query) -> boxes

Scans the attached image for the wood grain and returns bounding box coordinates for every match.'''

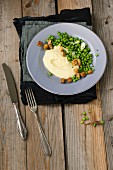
[23,0,55,16]
[58,0,107,169]
[0,0,112,169]
[58,0,92,12]
[92,0,113,169]
[22,0,65,170]
[0,0,26,170]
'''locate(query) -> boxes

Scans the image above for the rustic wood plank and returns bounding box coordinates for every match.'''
[0,0,26,170]
[22,0,65,170]
[58,0,107,170]
[23,0,55,16]
[92,0,113,169]
[58,0,92,11]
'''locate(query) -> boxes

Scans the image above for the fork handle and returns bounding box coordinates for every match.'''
[34,113,52,156]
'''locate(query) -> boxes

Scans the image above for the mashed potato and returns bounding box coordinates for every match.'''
[43,46,78,79]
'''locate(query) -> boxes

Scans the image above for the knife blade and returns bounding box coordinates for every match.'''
[2,63,27,140]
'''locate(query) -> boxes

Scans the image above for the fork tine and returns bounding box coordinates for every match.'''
[25,88,37,107]
[28,88,34,107]
[25,88,32,107]
[25,89,29,105]
[30,88,37,106]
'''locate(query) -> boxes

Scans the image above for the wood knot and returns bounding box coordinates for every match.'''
[15,59,19,62]
[25,0,33,8]
[110,136,113,146]
[105,15,111,24]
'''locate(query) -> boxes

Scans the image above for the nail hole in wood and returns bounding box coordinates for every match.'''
[105,20,108,24]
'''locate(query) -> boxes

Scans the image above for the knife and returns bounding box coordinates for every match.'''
[2,63,27,140]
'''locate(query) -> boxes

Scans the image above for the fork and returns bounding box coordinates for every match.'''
[25,88,52,156]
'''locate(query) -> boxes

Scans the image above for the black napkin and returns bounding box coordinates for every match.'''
[13,8,97,105]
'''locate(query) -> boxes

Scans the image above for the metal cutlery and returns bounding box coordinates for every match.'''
[25,88,52,156]
[2,63,27,140]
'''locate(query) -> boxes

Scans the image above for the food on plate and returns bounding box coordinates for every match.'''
[61,78,66,84]
[47,71,53,76]
[67,77,73,83]
[38,32,94,83]
[88,70,93,74]
[80,72,86,77]
[43,46,76,79]
[43,44,49,49]
[95,53,99,57]
[37,41,43,47]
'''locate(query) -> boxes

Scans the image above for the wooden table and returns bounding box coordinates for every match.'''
[0,0,113,169]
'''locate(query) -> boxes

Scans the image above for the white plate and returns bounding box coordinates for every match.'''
[26,23,107,95]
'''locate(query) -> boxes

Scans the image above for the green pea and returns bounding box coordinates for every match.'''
[73,56,76,59]
[72,75,76,79]
[73,79,77,82]
[64,40,67,43]
[101,120,105,125]
[57,31,61,35]
[67,57,71,61]
[52,43,55,46]
[80,120,84,124]
[48,72,53,76]
[87,48,91,52]
[89,61,92,64]
[59,42,62,45]
[69,38,73,41]
[85,117,89,120]
[82,112,87,115]
[96,53,99,57]
[80,39,84,43]
[93,123,96,127]
[82,117,86,121]
[89,54,93,57]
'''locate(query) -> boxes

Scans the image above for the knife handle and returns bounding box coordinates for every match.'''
[13,103,27,140]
